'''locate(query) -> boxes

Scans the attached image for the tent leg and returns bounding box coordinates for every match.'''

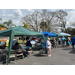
[7,31,14,65]
[45,36,48,54]
[42,35,45,53]
[22,36,24,45]
[57,36,59,48]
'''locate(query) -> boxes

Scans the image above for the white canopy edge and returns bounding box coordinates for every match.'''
[60,32,71,36]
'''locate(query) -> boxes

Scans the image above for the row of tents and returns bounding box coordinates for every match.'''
[41,31,71,37]
[41,31,71,45]
[0,26,71,65]
[41,31,71,50]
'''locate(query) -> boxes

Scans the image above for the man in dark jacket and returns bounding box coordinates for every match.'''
[72,35,75,50]
[14,42,27,57]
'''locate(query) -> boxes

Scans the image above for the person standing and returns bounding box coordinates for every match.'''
[14,42,27,58]
[62,36,66,47]
[71,35,75,50]
[26,39,32,51]
[12,38,18,48]
[46,38,52,57]
[59,37,61,45]
[53,38,57,48]
[66,37,70,47]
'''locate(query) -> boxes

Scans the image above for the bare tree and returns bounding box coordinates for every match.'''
[40,9,58,32]
[70,21,75,27]
[56,10,68,32]
[41,9,47,31]
[21,9,68,33]
[21,11,41,32]
[46,11,56,32]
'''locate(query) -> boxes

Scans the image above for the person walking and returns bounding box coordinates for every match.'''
[71,35,75,50]
[62,36,66,47]
[66,37,70,47]
[46,38,52,57]
[59,37,61,45]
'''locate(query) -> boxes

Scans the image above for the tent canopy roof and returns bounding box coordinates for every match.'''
[52,32,63,37]
[0,26,44,65]
[0,26,43,36]
[41,31,56,37]
[59,32,71,36]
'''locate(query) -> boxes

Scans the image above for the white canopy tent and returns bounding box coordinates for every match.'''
[59,32,71,36]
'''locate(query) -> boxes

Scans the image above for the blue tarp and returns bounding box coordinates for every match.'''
[41,31,48,36]
[41,31,56,37]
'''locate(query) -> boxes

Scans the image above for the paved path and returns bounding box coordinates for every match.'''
[1,46,75,65]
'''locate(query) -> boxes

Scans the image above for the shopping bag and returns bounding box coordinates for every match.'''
[68,41,70,45]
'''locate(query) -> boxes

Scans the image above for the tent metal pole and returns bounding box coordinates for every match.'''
[57,36,59,48]
[45,36,48,54]
[7,30,14,65]
[22,36,24,45]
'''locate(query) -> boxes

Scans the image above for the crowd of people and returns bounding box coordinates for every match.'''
[61,36,71,47]
[1,35,75,64]
[49,36,72,48]
[46,36,75,57]
[8,37,45,58]
[4,36,75,58]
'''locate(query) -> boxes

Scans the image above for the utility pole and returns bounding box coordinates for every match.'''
[36,13,38,32]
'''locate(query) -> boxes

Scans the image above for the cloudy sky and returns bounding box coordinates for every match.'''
[0,9,75,28]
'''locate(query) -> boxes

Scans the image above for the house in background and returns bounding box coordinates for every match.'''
[0,27,8,42]
[0,27,7,31]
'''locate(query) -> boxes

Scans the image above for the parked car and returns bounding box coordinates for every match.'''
[0,41,6,49]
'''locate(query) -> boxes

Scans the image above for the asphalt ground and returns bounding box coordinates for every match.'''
[2,45,75,65]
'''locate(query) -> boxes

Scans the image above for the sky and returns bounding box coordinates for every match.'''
[0,9,75,28]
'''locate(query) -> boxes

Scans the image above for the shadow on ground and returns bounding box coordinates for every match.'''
[61,47,72,51]
[61,47,75,54]
[69,50,75,54]
[33,53,47,57]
